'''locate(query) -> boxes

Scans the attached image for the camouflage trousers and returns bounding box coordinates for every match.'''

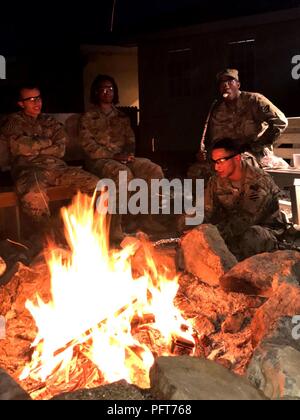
[86,157,164,211]
[14,164,99,222]
[224,225,279,261]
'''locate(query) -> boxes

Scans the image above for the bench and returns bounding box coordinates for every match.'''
[0,186,81,240]
[273,117,300,162]
[268,117,300,185]
[265,117,300,224]
[0,109,139,239]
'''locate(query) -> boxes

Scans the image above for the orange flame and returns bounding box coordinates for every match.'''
[20,192,194,394]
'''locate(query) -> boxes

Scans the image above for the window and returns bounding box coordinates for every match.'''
[168,48,192,98]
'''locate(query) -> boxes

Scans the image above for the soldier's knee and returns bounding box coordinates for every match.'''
[103,162,133,184]
[21,191,50,221]
[240,226,277,257]
[132,158,164,179]
[243,225,263,239]
[149,163,164,179]
[143,160,164,179]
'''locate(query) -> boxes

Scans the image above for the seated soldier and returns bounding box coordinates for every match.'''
[79,74,166,241]
[0,83,99,237]
[184,138,288,261]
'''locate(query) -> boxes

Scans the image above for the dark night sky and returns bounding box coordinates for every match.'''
[112,0,300,33]
[2,0,300,47]
[1,0,300,112]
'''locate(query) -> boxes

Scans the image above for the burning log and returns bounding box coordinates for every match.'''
[2,193,198,398]
[21,298,139,380]
[170,335,195,356]
[130,313,155,330]
[170,324,197,356]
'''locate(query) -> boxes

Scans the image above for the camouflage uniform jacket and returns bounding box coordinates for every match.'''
[206,91,288,155]
[0,111,66,174]
[204,161,286,240]
[79,106,135,160]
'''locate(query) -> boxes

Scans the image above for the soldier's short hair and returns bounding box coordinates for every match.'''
[17,83,41,100]
[211,138,241,155]
[90,74,119,105]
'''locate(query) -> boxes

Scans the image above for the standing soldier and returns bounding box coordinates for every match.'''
[188,68,288,184]
[0,84,99,235]
[79,74,166,242]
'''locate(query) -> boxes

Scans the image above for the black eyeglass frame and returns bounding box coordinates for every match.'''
[210,153,239,165]
[99,87,114,93]
[21,95,42,103]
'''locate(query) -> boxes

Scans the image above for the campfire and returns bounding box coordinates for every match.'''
[17,193,196,399]
[1,193,299,400]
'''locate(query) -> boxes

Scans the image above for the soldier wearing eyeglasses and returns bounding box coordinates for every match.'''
[203,138,287,260]
[0,84,99,234]
[79,74,166,242]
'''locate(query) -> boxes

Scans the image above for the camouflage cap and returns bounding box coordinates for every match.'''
[216,69,239,82]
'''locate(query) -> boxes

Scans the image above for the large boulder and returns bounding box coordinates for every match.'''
[0,368,31,400]
[0,256,6,278]
[0,260,52,379]
[251,284,300,347]
[247,317,300,400]
[150,356,266,400]
[180,224,237,287]
[220,251,300,295]
[52,380,145,400]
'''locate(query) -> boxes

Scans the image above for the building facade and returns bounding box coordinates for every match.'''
[137,8,300,173]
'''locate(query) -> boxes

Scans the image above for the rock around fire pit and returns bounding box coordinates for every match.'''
[0,223,300,400]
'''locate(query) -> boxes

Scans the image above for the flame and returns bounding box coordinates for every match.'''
[20,192,194,395]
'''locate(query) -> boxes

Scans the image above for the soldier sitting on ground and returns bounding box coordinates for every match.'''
[0,83,99,238]
[181,138,288,261]
[79,74,166,242]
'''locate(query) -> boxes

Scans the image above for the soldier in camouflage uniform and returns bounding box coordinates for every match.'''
[188,68,288,184]
[203,138,287,260]
[0,84,99,233]
[79,74,165,242]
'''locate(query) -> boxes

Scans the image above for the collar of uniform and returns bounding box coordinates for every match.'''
[95,105,119,118]
[20,110,43,123]
[242,158,265,182]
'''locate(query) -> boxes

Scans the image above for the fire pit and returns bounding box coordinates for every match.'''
[0,193,197,399]
[1,193,300,400]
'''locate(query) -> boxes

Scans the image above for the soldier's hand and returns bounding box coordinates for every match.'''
[196,150,207,162]
[127,154,135,163]
[40,145,60,156]
[39,138,52,148]
[113,153,134,164]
